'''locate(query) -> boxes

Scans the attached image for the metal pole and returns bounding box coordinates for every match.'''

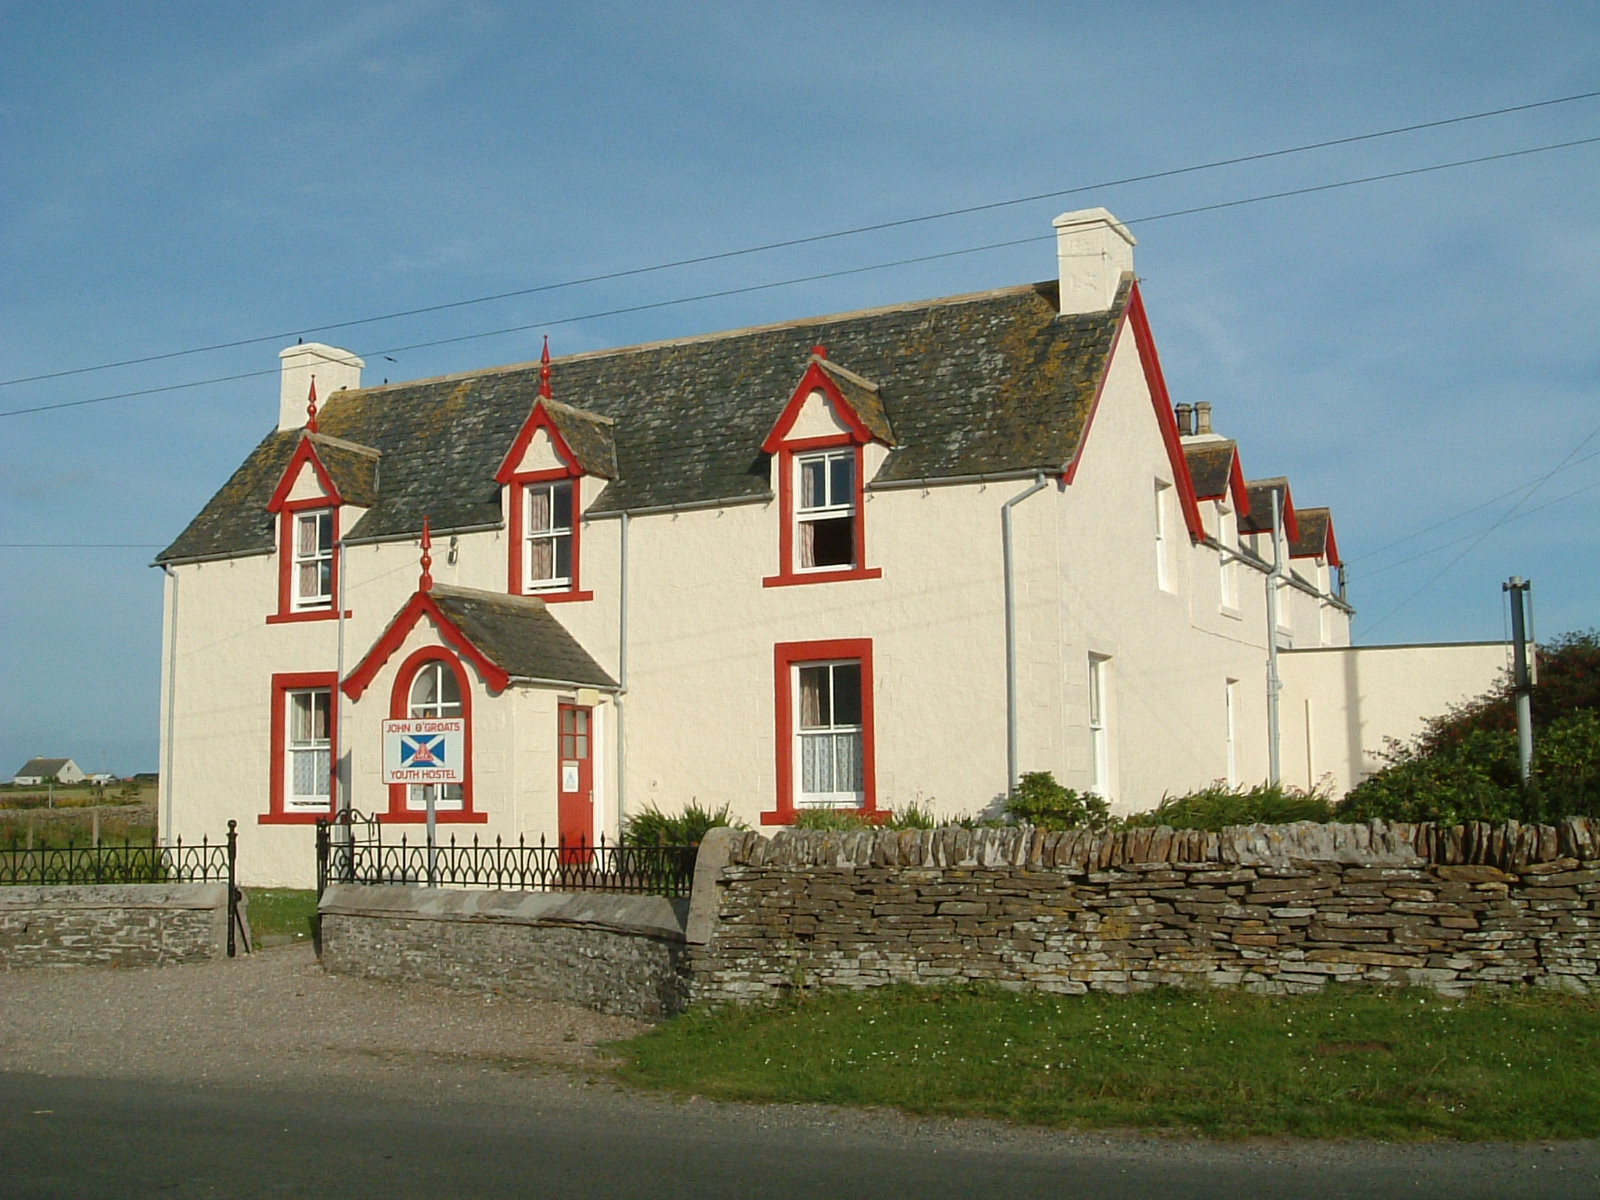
[1266,488,1284,785]
[1504,577,1534,785]
[1002,475,1050,795]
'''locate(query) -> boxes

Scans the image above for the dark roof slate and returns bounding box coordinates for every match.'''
[309,434,381,508]
[159,279,1125,563]
[1240,478,1292,535]
[541,399,618,479]
[430,585,617,689]
[1182,440,1237,501]
[1290,508,1332,559]
[815,358,896,446]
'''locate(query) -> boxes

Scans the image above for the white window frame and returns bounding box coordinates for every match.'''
[1154,480,1173,592]
[1088,654,1111,798]
[407,660,465,812]
[794,659,865,808]
[285,687,332,811]
[523,479,574,591]
[795,449,856,572]
[1217,501,1238,611]
[292,509,334,611]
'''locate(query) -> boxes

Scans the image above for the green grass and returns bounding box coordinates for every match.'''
[244,889,319,943]
[615,985,1600,1140]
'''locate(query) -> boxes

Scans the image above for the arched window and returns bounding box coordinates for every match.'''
[385,647,483,822]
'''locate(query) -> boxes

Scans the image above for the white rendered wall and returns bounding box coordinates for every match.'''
[1279,641,1508,797]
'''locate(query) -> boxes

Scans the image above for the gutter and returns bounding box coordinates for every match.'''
[1001,473,1051,795]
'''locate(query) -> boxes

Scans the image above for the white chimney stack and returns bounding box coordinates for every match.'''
[278,343,365,431]
[1053,207,1136,316]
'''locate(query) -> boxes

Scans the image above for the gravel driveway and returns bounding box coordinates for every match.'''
[0,943,647,1088]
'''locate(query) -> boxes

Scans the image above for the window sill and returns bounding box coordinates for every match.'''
[520,588,594,604]
[379,810,489,825]
[266,609,351,625]
[763,566,882,588]
[760,807,885,826]
[258,811,333,825]
[1219,605,1243,621]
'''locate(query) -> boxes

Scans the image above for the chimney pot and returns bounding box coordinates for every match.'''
[1195,401,1213,436]
[1176,403,1194,437]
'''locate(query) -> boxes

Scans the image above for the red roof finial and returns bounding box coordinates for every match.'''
[305,377,319,433]
[539,336,553,400]
[811,344,828,360]
[419,516,433,593]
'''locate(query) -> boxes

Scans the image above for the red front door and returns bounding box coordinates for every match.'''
[557,703,593,863]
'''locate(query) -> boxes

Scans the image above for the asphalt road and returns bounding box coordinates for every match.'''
[3,947,1597,1199]
[4,1069,1598,1200]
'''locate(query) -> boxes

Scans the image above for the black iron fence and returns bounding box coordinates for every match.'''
[0,821,247,957]
[316,812,697,899]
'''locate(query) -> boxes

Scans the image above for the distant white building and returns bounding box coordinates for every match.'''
[155,209,1504,886]
[11,758,87,786]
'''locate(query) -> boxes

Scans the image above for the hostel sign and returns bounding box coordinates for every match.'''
[382,718,465,785]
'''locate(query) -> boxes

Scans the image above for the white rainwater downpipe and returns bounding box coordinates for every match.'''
[615,512,630,833]
[1266,488,1284,785]
[160,565,180,841]
[1002,474,1051,795]
[335,536,348,813]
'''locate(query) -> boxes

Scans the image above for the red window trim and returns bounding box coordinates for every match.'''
[267,500,352,624]
[762,434,882,588]
[505,468,594,603]
[381,646,487,824]
[764,637,878,826]
[263,671,338,825]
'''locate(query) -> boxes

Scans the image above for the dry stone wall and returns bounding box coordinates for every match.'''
[318,884,691,1019]
[686,818,1600,1004]
[0,884,233,968]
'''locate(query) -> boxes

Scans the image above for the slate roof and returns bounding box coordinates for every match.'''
[815,358,896,445]
[429,585,617,688]
[540,399,617,479]
[1290,508,1337,563]
[308,434,381,508]
[1240,478,1294,536]
[158,278,1127,564]
[1182,439,1237,501]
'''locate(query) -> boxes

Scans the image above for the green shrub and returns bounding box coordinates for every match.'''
[1122,781,1335,830]
[1337,709,1600,826]
[621,801,742,846]
[1004,771,1111,830]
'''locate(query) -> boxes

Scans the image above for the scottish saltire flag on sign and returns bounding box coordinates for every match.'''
[382,718,465,784]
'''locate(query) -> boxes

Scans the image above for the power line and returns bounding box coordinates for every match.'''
[1358,417,1600,635]
[0,542,165,549]
[6,133,1598,421]
[3,89,1597,390]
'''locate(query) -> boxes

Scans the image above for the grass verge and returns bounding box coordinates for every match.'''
[244,889,319,944]
[615,984,1600,1140]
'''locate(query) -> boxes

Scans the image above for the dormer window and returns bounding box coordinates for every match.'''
[524,479,575,591]
[293,509,334,610]
[796,449,856,570]
[761,353,892,589]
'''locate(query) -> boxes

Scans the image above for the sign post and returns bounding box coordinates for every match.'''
[382,718,465,886]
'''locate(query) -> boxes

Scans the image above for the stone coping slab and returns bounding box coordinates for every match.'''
[319,884,688,943]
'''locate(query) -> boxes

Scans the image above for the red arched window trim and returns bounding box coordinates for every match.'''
[381,646,486,824]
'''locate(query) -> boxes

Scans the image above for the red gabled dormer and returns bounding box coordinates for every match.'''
[494,341,615,602]
[761,349,894,587]
[264,392,380,623]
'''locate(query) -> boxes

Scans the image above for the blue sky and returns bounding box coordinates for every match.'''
[2,2,1596,776]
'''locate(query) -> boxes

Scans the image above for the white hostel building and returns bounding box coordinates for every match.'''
[156,209,1504,886]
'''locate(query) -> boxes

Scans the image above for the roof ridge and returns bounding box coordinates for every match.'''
[342,281,1053,398]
